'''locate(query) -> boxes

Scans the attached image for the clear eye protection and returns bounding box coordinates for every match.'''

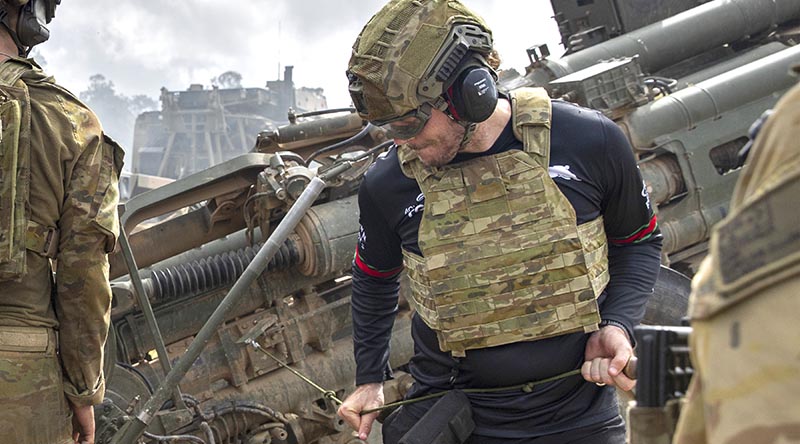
[380,113,430,140]
[376,99,448,140]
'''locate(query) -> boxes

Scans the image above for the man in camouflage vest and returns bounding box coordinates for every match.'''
[337,1,662,443]
[0,1,123,443]
[672,69,800,444]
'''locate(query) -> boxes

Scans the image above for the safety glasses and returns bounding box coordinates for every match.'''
[376,99,449,140]
[379,110,432,139]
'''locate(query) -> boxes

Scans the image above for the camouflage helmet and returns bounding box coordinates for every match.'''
[0,0,60,55]
[347,0,494,125]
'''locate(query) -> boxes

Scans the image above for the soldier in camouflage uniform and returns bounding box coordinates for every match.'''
[0,1,123,443]
[672,69,800,444]
[337,1,662,443]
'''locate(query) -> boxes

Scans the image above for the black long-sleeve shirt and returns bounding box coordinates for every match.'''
[351,99,662,438]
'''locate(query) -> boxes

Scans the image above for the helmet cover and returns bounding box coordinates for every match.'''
[347,0,493,124]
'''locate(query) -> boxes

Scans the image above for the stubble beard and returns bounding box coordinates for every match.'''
[411,124,465,167]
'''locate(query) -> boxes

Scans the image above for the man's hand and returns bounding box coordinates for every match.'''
[337,382,385,441]
[582,324,635,391]
[70,401,95,444]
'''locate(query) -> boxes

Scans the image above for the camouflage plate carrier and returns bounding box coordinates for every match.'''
[0,58,59,281]
[398,87,609,356]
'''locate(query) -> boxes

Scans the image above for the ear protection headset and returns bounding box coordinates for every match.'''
[444,64,498,123]
[0,0,59,56]
[415,22,499,125]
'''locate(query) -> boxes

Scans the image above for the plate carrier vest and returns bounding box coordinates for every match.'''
[397,87,609,356]
[0,58,60,282]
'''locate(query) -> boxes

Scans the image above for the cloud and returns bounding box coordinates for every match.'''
[40,0,563,109]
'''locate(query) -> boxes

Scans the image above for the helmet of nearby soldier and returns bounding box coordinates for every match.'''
[0,0,60,55]
[347,0,498,133]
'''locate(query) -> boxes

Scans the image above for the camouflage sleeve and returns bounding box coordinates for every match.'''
[53,103,122,406]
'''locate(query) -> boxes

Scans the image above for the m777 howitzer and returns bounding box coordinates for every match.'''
[505,0,800,277]
[100,113,416,444]
[109,143,391,444]
[94,1,800,443]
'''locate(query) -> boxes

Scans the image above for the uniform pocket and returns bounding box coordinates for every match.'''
[0,350,73,444]
[90,135,124,253]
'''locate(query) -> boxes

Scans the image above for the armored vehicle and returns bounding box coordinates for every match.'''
[98,1,800,443]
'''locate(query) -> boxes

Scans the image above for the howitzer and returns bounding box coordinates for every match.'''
[505,0,800,275]
[94,1,799,443]
[111,153,374,444]
[628,325,694,444]
[99,120,417,444]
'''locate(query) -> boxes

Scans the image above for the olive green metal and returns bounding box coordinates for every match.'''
[111,176,329,444]
[528,0,800,86]
[116,220,186,410]
[623,45,800,148]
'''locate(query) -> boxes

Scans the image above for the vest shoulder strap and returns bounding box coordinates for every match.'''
[509,87,552,169]
[0,58,36,88]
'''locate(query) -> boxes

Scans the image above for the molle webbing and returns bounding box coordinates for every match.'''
[0,59,32,280]
[511,88,551,167]
[401,87,608,355]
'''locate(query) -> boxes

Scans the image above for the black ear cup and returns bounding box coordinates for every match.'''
[445,67,498,123]
[17,0,50,47]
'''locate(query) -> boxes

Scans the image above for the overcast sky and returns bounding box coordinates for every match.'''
[38,1,564,109]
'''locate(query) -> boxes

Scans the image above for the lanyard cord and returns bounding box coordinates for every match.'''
[360,369,581,415]
[254,344,345,406]
[254,342,581,416]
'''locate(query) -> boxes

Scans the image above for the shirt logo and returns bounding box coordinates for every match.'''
[358,225,367,251]
[404,192,425,219]
[549,165,581,181]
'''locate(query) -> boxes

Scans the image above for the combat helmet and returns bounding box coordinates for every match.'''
[347,0,498,140]
[0,0,60,56]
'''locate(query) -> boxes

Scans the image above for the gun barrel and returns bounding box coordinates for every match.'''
[528,0,800,85]
[622,45,800,148]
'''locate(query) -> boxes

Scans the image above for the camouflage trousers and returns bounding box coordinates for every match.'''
[0,326,72,444]
[672,278,800,444]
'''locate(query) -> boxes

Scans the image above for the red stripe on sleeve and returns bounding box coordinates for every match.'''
[354,251,403,278]
[613,215,658,245]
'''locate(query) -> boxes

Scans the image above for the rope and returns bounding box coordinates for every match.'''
[253,344,344,406]
[252,340,581,416]
[360,368,582,415]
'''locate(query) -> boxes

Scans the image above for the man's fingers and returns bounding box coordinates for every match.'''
[584,357,633,387]
[358,412,378,441]
[337,405,361,432]
[581,360,593,383]
[611,371,637,391]
[608,349,631,376]
[581,358,610,384]
[591,357,605,383]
